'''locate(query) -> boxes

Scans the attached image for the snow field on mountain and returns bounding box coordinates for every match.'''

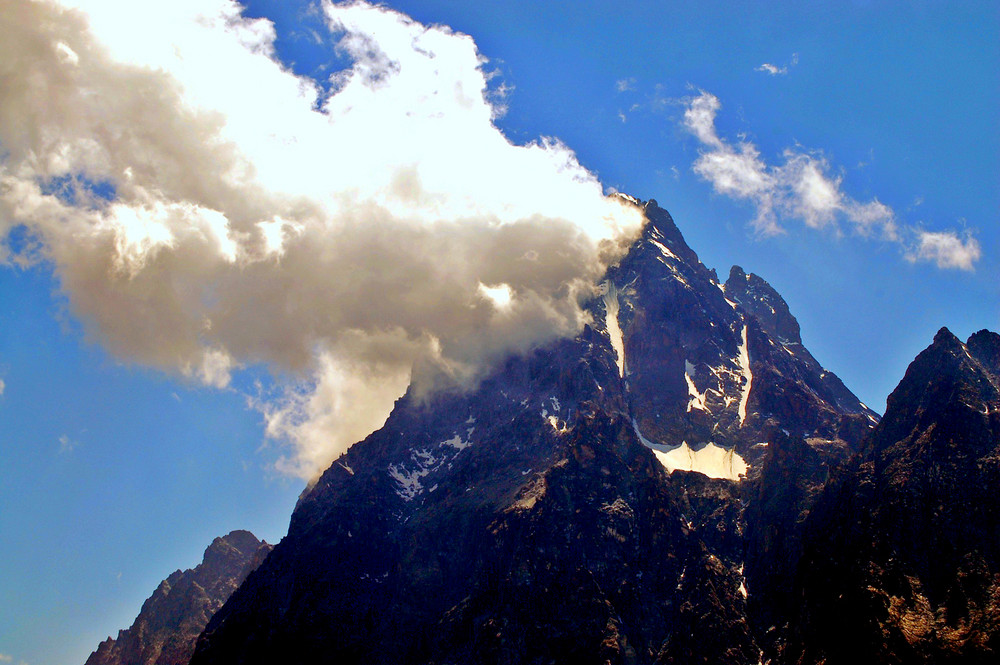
[631,420,747,481]
[603,283,626,377]
[737,325,753,425]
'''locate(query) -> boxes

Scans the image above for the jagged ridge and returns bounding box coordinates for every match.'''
[85,531,271,665]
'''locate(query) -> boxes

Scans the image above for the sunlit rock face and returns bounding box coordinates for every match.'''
[189,200,881,664]
[84,531,271,665]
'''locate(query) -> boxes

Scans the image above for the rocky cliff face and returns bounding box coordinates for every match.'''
[190,199,884,664]
[781,328,1000,665]
[84,530,271,665]
[604,203,876,478]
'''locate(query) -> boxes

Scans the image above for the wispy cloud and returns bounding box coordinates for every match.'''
[681,90,979,270]
[755,52,798,76]
[756,63,787,76]
[58,434,79,454]
[0,653,12,662]
[0,377,5,396]
[616,77,636,92]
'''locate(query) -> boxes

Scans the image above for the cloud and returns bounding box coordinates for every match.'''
[615,77,636,92]
[0,653,11,662]
[0,377,5,396]
[682,90,976,269]
[756,63,787,76]
[907,230,981,270]
[756,52,798,76]
[58,434,79,454]
[0,0,642,479]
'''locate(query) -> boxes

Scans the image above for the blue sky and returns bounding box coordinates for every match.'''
[1,2,997,664]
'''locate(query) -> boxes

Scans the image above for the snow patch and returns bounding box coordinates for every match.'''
[547,415,564,432]
[652,441,748,481]
[602,282,626,377]
[337,461,354,475]
[388,463,431,502]
[685,369,709,412]
[649,238,679,261]
[389,442,462,501]
[440,432,472,451]
[612,192,640,205]
[632,420,747,481]
[736,325,753,426]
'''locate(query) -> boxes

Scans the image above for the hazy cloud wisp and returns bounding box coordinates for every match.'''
[682,91,980,270]
[756,53,798,76]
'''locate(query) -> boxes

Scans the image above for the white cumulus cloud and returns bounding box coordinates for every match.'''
[682,90,977,270]
[0,0,643,479]
[907,230,981,271]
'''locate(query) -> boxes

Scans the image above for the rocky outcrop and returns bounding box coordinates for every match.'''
[85,530,271,665]
[783,329,1000,664]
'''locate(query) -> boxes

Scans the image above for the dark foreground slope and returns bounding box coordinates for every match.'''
[191,200,877,665]
[85,530,271,665]
[783,329,1000,664]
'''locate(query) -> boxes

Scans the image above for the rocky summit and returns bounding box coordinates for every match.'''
[96,200,997,664]
[186,199,887,665]
[783,328,1000,665]
[84,530,271,665]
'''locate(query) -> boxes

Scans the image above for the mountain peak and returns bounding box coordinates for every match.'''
[875,326,999,460]
[932,325,961,347]
[641,199,683,240]
[788,326,1000,664]
[85,530,272,665]
[189,198,882,664]
[723,265,802,345]
[968,329,1000,377]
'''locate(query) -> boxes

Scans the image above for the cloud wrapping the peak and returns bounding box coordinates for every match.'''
[0,0,643,479]
[682,90,977,269]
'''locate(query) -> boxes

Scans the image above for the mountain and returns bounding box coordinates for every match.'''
[605,202,876,475]
[190,199,879,664]
[85,530,271,665]
[781,328,1000,664]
